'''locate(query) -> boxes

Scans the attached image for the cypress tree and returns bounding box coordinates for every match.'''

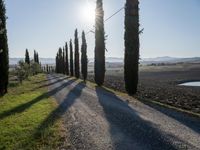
[62,47,65,74]
[34,50,36,63]
[33,50,39,64]
[36,52,39,64]
[25,49,30,65]
[58,47,63,73]
[0,0,9,95]
[69,39,74,76]
[124,0,140,95]
[56,52,58,72]
[94,0,105,86]
[74,29,80,78]
[65,42,69,75]
[46,64,49,73]
[81,31,88,82]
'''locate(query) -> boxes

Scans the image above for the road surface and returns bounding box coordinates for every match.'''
[46,74,200,150]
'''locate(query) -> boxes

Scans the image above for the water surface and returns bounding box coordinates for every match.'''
[179,82,200,87]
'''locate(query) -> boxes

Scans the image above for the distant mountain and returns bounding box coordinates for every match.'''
[9,56,200,65]
[142,56,178,62]
[88,57,123,63]
[141,56,200,64]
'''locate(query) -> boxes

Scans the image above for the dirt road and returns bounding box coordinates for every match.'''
[47,74,200,150]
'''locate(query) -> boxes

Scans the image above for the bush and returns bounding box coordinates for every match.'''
[15,60,42,84]
[30,60,42,75]
[16,60,29,84]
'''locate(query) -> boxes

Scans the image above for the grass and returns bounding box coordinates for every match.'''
[0,74,65,150]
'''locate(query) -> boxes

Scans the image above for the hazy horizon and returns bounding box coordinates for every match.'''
[9,56,200,59]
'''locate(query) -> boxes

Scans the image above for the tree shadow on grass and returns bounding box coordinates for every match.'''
[0,79,77,121]
[95,87,178,150]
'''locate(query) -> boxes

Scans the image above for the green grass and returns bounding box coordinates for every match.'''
[0,74,65,150]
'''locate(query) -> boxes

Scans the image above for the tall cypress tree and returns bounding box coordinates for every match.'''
[25,49,30,65]
[69,40,74,76]
[58,47,63,74]
[65,42,69,75]
[81,31,88,82]
[36,52,39,64]
[124,0,140,95]
[56,52,59,73]
[62,47,65,74]
[94,0,105,86]
[74,29,80,78]
[0,0,9,95]
[34,50,36,62]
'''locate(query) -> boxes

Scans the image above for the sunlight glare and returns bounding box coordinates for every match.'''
[81,1,95,24]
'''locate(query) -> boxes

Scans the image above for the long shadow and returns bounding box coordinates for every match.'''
[0,78,77,120]
[32,82,86,140]
[142,101,200,134]
[31,76,70,91]
[95,87,179,150]
[32,75,60,84]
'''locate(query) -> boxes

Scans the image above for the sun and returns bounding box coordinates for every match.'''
[81,2,95,24]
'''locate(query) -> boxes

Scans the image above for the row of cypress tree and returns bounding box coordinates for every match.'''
[34,50,39,64]
[94,0,140,95]
[55,30,88,81]
[25,49,40,64]
[55,0,139,95]
[0,0,9,96]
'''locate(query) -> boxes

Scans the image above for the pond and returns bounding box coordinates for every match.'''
[179,81,200,87]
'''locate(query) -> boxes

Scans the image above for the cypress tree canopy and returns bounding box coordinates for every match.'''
[124,0,140,95]
[25,49,30,65]
[81,31,88,81]
[94,0,105,86]
[65,42,69,75]
[0,0,9,95]
[70,39,74,76]
[74,29,80,78]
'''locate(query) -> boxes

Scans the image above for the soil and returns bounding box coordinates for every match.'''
[88,65,200,114]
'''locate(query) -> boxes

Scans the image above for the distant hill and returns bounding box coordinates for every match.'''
[141,57,200,64]
[9,57,200,65]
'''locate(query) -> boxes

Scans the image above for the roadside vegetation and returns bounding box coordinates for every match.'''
[0,74,65,150]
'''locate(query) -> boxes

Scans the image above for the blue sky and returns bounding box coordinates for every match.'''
[5,0,200,58]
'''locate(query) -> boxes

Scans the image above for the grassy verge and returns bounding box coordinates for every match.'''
[0,74,66,150]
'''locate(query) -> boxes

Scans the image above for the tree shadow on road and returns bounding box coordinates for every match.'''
[32,81,86,144]
[95,87,178,150]
[31,76,70,91]
[142,101,200,134]
[32,74,60,84]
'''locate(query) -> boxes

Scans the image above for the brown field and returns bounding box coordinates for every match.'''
[88,63,200,114]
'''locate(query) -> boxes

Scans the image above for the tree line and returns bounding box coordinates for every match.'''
[0,0,139,96]
[55,0,139,95]
[55,30,88,82]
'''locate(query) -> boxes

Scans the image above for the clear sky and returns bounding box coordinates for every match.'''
[5,0,200,58]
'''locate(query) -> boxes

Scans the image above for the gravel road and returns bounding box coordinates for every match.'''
[47,74,200,150]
